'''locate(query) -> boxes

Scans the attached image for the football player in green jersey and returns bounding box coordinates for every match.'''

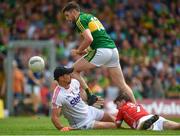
[62,2,136,104]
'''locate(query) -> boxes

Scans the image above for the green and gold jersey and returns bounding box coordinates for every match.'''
[75,12,116,49]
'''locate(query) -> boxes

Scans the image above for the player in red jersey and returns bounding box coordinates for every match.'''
[114,92,180,131]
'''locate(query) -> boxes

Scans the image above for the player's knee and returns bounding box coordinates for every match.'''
[101,112,115,122]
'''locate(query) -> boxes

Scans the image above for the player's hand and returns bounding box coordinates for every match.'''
[87,94,98,106]
[96,96,104,105]
[79,50,88,55]
[71,49,87,56]
[60,126,72,132]
[92,96,104,108]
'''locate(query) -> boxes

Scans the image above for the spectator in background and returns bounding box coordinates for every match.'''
[175,61,180,84]
[0,55,6,100]
[105,82,119,102]
[40,84,50,116]
[26,68,45,114]
[142,76,153,98]
[88,78,104,98]
[104,82,119,116]
[12,60,25,115]
[130,77,143,100]
[152,76,165,99]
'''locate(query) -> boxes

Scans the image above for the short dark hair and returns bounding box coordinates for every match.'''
[54,66,74,81]
[62,1,80,13]
[114,92,131,103]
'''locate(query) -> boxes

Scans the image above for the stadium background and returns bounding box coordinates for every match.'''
[0,0,179,128]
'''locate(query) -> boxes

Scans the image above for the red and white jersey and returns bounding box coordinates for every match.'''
[51,79,89,127]
[116,102,149,128]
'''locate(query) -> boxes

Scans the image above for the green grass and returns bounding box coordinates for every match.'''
[0,116,180,135]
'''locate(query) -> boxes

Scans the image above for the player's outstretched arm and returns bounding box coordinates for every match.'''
[51,106,76,131]
[80,88,88,102]
[77,29,93,53]
[51,106,79,131]
[51,106,74,132]
[71,29,93,56]
[51,106,64,130]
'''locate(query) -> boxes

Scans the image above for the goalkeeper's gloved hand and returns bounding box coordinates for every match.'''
[87,94,98,106]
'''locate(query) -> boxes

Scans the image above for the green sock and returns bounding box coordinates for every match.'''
[85,88,91,98]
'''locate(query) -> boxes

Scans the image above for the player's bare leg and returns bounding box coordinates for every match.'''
[93,121,117,129]
[72,71,91,92]
[92,112,116,129]
[72,57,96,88]
[100,112,115,122]
[72,57,98,105]
[163,120,180,130]
[108,66,136,103]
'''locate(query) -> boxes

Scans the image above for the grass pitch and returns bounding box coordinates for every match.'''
[0,116,180,135]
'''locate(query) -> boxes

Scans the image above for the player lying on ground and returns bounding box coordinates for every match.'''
[51,66,117,131]
[114,92,180,131]
[61,2,136,104]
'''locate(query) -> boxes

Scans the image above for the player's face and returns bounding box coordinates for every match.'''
[59,74,71,85]
[115,101,124,109]
[115,101,121,109]
[64,11,74,23]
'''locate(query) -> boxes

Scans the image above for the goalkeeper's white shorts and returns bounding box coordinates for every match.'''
[71,106,104,129]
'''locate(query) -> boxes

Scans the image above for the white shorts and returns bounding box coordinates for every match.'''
[84,48,120,67]
[25,84,41,95]
[72,106,104,129]
[137,114,167,131]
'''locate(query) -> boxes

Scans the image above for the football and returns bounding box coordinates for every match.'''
[28,56,45,72]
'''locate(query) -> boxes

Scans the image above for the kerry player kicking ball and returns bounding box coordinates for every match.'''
[61,1,136,106]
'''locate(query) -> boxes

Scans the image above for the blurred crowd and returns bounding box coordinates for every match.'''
[0,0,180,115]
